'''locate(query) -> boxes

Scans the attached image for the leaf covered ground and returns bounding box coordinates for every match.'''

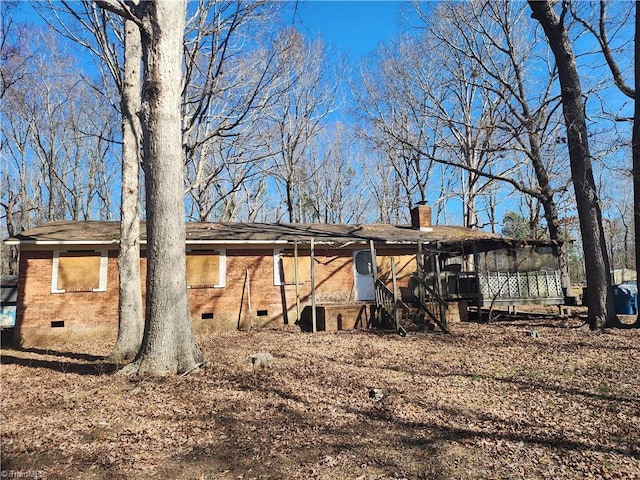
[1,317,639,479]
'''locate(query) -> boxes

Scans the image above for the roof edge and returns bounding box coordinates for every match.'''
[3,239,119,246]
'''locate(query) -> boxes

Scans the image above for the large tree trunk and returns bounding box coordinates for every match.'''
[634,2,640,328]
[109,16,144,363]
[529,1,617,329]
[121,0,204,375]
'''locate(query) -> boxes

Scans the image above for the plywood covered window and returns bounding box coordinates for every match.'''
[51,250,108,293]
[274,249,312,285]
[186,249,225,288]
[376,254,417,282]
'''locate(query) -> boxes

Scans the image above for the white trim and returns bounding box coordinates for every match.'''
[5,239,290,247]
[273,248,283,286]
[51,251,61,293]
[51,249,108,294]
[7,239,381,247]
[217,249,226,288]
[97,253,108,290]
[185,240,289,245]
[5,240,118,246]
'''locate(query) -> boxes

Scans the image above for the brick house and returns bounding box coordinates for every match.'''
[4,206,560,345]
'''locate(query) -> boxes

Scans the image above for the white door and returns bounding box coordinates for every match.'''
[354,250,375,301]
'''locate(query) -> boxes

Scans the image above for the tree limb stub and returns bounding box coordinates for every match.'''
[94,0,143,28]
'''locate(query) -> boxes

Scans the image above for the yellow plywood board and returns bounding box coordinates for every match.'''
[187,252,219,287]
[281,251,311,283]
[58,253,101,291]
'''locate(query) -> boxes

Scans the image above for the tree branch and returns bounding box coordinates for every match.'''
[570,0,635,99]
[93,0,142,28]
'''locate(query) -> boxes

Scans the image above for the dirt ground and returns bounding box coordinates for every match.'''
[1,316,639,480]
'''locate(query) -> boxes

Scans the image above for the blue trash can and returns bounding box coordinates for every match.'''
[613,283,638,315]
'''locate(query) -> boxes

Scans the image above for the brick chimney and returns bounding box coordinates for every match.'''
[410,204,433,232]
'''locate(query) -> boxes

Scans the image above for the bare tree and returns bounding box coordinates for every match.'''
[361,151,405,224]
[299,122,369,223]
[569,0,638,327]
[181,1,281,221]
[264,27,338,222]
[602,200,634,275]
[1,2,29,273]
[356,26,511,229]
[111,13,144,361]
[419,0,575,287]
[0,1,28,100]
[355,37,441,220]
[185,138,265,221]
[1,25,118,225]
[41,1,145,360]
[97,0,204,375]
[635,3,639,327]
[429,37,507,229]
[529,0,617,329]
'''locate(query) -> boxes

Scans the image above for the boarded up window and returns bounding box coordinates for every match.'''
[186,251,221,288]
[376,254,417,282]
[52,250,107,293]
[281,250,311,284]
[274,249,312,285]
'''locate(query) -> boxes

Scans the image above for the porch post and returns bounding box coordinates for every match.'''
[434,242,446,329]
[433,242,444,296]
[246,269,252,329]
[473,242,483,314]
[311,238,316,333]
[369,240,378,280]
[391,257,399,331]
[294,241,300,323]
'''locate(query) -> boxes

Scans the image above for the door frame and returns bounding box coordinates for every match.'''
[353,249,375,301]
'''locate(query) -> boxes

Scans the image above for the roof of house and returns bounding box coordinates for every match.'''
[4,220,559,253]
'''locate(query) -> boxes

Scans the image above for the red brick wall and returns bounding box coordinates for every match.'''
[189,248,359,331]
[15,249,120,345]
[15,246,417,344]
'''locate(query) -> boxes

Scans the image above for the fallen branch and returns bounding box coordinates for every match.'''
[180,359,210,377]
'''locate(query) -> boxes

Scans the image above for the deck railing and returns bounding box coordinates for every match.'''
[374,279,409,335]
[410,272,449,333]
[433,269,564,307]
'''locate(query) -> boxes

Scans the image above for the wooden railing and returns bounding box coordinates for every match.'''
[411,272,449,334]
[374,279,408,336]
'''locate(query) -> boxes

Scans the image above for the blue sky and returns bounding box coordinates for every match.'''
[15,1,413,66]
[291,1,409,60]
[15,1,413,62]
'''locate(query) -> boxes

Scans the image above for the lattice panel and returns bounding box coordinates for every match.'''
[479,270,562,300]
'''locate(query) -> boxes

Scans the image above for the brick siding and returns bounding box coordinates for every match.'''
[14,246,416,345]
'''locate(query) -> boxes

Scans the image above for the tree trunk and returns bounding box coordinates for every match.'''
[286,176,295,223]
[528,131,571,291]
[529,1,617,329]
[1,189,19,274]
[634,1,640,327]
[109,16,144,363]
[122,0,204,375]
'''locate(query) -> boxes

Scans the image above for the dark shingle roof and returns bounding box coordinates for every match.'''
[5,220,551,253]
